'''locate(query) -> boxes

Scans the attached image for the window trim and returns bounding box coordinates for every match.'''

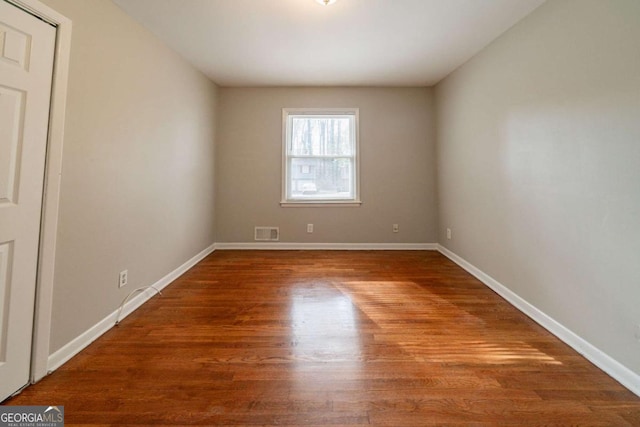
[281,108,361,207]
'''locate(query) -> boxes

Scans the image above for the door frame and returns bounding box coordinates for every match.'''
[5,0,71,383]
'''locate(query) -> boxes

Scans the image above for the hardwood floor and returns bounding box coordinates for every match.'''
[7,250,640,425]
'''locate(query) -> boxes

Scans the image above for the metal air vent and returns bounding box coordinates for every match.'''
[254,227,279,241]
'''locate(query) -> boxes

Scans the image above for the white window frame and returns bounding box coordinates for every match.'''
[281,108,361,207]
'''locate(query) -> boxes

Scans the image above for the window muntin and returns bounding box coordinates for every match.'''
[283,109,359,205]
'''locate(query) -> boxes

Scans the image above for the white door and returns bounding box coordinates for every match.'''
[0,0,56,401]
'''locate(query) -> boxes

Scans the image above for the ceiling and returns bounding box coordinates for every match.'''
[112,0,545,87]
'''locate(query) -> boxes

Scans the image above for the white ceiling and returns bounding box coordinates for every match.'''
[112,0,545,87]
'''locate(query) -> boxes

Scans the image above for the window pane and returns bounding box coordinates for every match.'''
[289,157,353,199]
[290,116,353,156]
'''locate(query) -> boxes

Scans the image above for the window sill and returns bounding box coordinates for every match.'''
[280,200,362,208]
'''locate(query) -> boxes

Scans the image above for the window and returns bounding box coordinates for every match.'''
[282,108,360,206]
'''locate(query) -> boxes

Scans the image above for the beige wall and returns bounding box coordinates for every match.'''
[41,0,219,353]
[435,0,640,374]
[216,87,437,244]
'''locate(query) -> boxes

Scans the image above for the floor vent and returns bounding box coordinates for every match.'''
[254,227,279,241]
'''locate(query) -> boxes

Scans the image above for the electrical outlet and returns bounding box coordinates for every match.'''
[392,224,399,233]
[119,270,128,288]
[447,228,452,240]
[307,224,313,233]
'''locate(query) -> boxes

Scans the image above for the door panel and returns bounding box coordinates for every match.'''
[0,21,31,70]
[0,0,56,401]
[0,85,25,204]
[0,241,13,361]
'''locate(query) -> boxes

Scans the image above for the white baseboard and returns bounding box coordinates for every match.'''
[47,243,216,373]
[437,244,640,397]
[215,242,438,250]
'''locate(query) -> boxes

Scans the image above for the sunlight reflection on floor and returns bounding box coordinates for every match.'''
[336,281,562,366]
[289,285,362,362]
[288,285,365,392]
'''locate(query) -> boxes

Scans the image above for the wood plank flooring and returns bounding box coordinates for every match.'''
[7,250,640,425]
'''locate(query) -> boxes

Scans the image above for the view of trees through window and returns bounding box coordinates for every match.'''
[286,113,357,201]
[290,117,352,156]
